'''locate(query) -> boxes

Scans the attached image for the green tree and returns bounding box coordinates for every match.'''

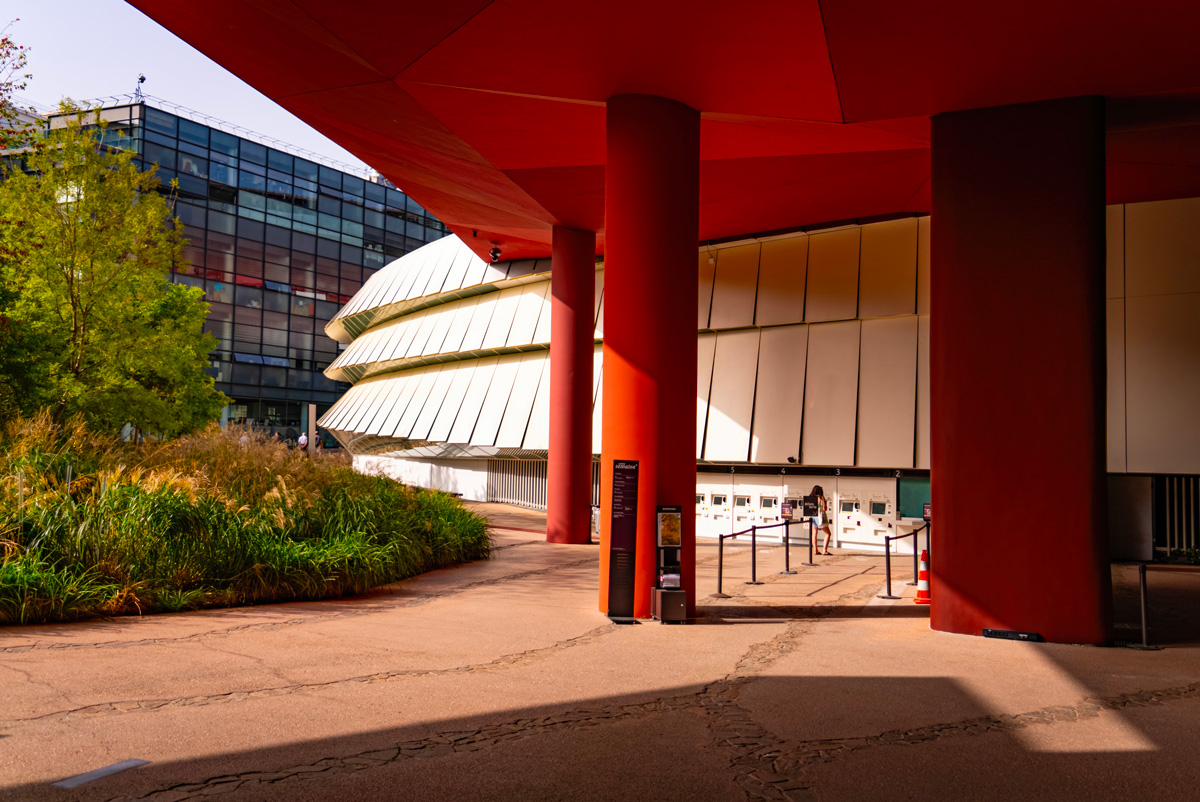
[0,106,228,437]
[0,20,36,151]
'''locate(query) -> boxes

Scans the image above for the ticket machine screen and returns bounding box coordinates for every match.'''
[871,501,886,516]
[841,501,856,513]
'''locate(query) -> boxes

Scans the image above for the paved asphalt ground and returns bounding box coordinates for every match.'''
[2,502,1198,801]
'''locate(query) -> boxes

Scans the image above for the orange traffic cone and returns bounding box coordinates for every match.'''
[914,549,931,605]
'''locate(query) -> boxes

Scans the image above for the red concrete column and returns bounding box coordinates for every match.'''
[930,96,1110,645]
[599,95,700,619]
[547,226,596,544]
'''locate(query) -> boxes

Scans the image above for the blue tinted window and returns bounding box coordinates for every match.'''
[144,142,176,170]
[210,163,237,186]
[318,164,341,189]
[210,129,239,156]
[267,149,293,173]
[178,119,209,147]
[294,159,318,182]
[238,171,266,192]
[145,107,177,136]
[240,140,267,165]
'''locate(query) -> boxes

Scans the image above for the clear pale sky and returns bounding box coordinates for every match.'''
[5,0,370,171]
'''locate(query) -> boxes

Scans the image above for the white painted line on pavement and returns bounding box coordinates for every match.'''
[52,759,150,789]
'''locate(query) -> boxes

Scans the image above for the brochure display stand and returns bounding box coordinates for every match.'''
[651,505,686,623]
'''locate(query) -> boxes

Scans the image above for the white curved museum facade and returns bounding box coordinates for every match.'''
[320,201,1200,555]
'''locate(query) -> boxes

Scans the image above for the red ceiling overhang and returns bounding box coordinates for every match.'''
[128,0,1200,260]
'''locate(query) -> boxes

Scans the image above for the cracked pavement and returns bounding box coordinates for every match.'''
[2,504,1198,801]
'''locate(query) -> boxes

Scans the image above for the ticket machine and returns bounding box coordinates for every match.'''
[834,478,899,551]
[711,492,731,534]
[758,495,779,525]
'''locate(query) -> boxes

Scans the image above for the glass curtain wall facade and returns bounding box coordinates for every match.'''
[77,102,448,432]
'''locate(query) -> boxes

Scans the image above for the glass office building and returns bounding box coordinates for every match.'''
[52,100,449,435]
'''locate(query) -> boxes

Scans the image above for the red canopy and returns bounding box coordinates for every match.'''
[130,0,1200,259]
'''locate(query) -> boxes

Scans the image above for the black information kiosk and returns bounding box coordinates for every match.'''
[607,460,639,623]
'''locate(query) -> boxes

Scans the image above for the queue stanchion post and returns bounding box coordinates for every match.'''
[802,518,816,566]
[1140,563,1149,648]
[878,535,901,599]
[780,519,797,574]
[746,525,763,585]
[908,528,919,586]
[713,533,730,599]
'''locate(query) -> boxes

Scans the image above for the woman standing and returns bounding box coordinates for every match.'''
[810,484,834,556]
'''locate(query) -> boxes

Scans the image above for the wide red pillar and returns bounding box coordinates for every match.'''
[547,226,596,544]
[930,96,1111,645]
[599,95,700,619]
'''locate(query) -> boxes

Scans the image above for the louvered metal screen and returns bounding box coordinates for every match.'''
[1154,475,1200,552]
[485,457,601,513]
[486,459,548,510]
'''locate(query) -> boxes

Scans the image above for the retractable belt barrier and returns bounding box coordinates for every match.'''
[711,519,933,602]
[877,524,930,601]
[713,519,812,597]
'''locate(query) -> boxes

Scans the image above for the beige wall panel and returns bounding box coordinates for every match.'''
[460,254,489,290]
[321,381,365,430]
[359,377,407,435]
[856,316,918,468]
[404,308,440,358]
[755,236,809,327]
[473,356,522,446]
[591,345,604,453]
[805,228,860,323]
[441,297,481,355]
[480,260,508,287]
[1125,197,1200,297]
[508,282,551,347]
[915,315,931,469]
[917,217,931,315]
[390,313,426,360]
[410,366,458,441]
[351,324,388,366]
[1126,292,1200,473]
[444,247,475,292]
[428,363,476,443]
[393,366,445,439]
[594,291,605,339]
[859,218,917,319]
[704,329,761,461]
[594,267,605,326]
[696,334,717,458]
[370,318,410,364]
[709,243,761,329]
[801,320,860,466]
[481,287,524,349]
[698,251,716,328]
[1106,204,1124,299]
[592,362,604,455]
[750,325,808,463]
[448,357,499,443]
[420,306,457,356]
[378,370,428,438]
[1107,299,1127,472]
[496,355,547,448]
[532,283,553,344]
[459,292,500,352]
[407,247,446,301]
[422,243,456,298]
[343,377,394,433]
[522,357,553,450]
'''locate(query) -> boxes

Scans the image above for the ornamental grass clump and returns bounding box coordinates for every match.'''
[0,414,491,624]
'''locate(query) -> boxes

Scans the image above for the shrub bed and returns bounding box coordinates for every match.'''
[0,415,491,624]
